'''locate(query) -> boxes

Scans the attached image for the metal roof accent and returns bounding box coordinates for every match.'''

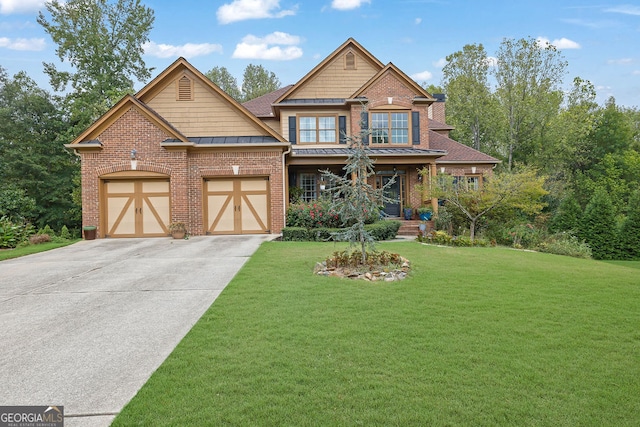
[277,98,346,105]
[292,147,446,157]
[163,136,281,144]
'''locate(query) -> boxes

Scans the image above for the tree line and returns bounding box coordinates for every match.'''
[436,37,640,259]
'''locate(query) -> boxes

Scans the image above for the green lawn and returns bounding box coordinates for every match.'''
[0,240,79,261]
[113,242,640,426]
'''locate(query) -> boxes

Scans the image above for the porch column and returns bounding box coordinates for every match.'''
[431,163,438,214]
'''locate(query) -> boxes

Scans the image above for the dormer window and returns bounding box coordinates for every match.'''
[177,75,193,101]
[345,51,356,70]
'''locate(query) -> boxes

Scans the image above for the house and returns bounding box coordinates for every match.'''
[66,38,498,238]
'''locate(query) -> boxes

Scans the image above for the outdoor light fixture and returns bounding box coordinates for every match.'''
[319,178,326,191]
[472,166,477,174]
[440,167,445,174]
[130,148,137,170]
[232,165,240,175]
[387,97,393,104]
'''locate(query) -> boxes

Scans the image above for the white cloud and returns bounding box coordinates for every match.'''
[0,0,44,14]
[632,70,640,75]
[607,58,633,65]
[0,37,45,51]
[232,32,303,60]
[485,56,498,67]
[242,31,300,46]
[433,57,447,68]
[143,41,222,59]
[331,0,371,10]
[605,5,640,16]
[411,70,433,81]
[536,36,581,50]
[217,0,296,24]
[415,17,422,25]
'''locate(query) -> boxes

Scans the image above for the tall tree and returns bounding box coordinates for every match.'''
[38,0,154,138]
[0,69,77,229]
[442,43,503,155]
[546,77,598,175]
[493,37,567,170]
[580,187,617,260]
[205,66,242,101]
[617,189,640,260]
[321,109,395,263]
[241,64,280,102]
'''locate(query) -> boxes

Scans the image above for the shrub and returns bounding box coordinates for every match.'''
[537,233,592,259]
[286,199,342,229]
[60,225,71,240]
[282,227,311,241]
[364,220,401,241]
[325,250,403,269]
[40,225,55,237]
[29,233,52,245]
[283,221,400,242]
[312,227,342,242]
[0,216,35,248]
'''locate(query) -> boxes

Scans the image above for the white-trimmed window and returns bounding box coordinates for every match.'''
[371,112,409,144]
[299,116,337,143]
[300,173,317,201]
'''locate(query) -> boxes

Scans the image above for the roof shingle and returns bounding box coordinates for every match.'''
[429,130,499,163]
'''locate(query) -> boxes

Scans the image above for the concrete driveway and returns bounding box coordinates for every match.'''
[0,235,273,426]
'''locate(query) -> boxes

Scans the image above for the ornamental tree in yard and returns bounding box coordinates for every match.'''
[321,111,396,264]
[431,168,548,241]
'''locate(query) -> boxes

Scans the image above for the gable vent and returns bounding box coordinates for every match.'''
[345,52,356,70]
[177,75,193,101]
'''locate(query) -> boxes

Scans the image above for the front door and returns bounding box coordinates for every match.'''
[376,172,406,217]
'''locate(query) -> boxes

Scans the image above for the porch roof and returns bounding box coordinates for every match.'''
[289,146,446,165]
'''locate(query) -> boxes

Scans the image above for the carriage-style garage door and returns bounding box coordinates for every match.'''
[103,179,170,237]
[204,177,270,234]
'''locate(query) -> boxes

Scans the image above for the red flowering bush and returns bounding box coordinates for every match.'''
[286,200,342,229]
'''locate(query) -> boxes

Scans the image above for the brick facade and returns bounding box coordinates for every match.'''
[80,107,285,237]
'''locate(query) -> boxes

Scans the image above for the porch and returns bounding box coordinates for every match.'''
[390,218,435,236]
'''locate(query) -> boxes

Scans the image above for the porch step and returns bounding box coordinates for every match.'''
[393,219,434,236]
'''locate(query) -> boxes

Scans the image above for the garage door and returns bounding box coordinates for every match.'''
[104,179,170,237]
[204,177,270,234]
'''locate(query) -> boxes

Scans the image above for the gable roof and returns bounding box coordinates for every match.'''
[429,130,500,164]
[136,57,284,141]
[274,38,385,104]
[68,94,188,147]
[351,62,435,102]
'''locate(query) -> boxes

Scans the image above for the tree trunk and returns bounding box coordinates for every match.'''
[470,219,476,242]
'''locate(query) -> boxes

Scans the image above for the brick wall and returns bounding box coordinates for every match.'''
[81,107,285,237]
[351,72,431,149]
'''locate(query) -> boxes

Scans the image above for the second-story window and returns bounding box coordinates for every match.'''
[299,116,337,143]
[371,112,409,144]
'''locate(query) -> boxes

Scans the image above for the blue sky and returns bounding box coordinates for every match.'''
[1,0,639,107]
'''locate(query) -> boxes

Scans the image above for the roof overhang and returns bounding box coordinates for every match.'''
[64,139,103,153]
[288,147,446,166]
